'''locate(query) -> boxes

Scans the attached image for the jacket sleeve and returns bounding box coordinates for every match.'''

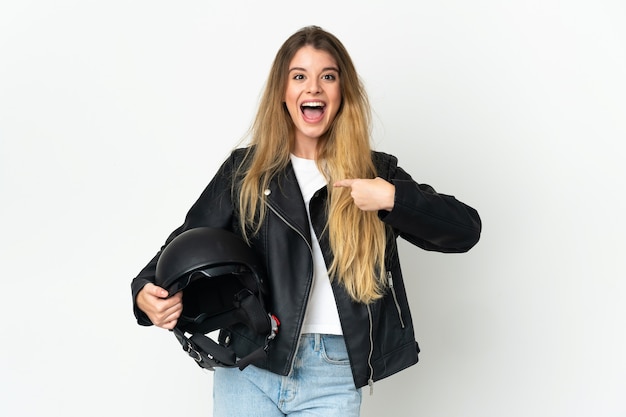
[130,149,241,325]
[378,157,482,253]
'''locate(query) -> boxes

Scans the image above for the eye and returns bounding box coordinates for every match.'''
[293,74,305,80]
[322,73,337,81]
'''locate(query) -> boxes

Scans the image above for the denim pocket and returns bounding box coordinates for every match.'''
[320,335,351,365]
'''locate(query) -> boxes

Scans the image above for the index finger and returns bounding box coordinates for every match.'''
[333,179,356,188]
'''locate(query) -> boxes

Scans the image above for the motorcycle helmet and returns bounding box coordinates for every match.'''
[155,227,279,370]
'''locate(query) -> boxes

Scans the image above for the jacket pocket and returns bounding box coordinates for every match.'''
[387,271,406,329]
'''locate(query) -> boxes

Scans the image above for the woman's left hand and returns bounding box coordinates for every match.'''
[334,177,395,212]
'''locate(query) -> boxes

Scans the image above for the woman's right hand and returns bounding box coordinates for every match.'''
[136,283,183,330]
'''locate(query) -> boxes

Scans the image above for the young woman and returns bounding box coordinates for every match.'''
[131,25,481,416]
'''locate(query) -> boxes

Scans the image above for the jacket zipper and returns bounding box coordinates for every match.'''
[387,271,406,329]
[265,200,314,376]
[366,304,375,395]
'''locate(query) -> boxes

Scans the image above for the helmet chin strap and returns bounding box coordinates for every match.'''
[170,289,279,371]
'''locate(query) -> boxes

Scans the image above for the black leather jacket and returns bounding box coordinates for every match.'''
[131,148,481,389]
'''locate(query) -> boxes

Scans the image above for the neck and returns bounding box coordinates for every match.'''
[292,136,319,160]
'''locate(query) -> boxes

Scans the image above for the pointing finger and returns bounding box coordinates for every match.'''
[334,179,356,188]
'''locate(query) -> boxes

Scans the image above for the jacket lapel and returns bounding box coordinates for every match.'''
[264,162,312,245]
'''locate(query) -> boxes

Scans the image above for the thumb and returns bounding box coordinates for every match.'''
[147,282,169,298]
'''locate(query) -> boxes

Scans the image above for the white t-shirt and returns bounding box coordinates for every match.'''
[290,154,343,335]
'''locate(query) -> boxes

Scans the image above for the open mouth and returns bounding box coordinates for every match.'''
[300,101,326,122]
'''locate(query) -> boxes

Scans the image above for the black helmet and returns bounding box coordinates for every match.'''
[155,227,279,370]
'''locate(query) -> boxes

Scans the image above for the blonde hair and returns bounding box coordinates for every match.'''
[237,26,387,303]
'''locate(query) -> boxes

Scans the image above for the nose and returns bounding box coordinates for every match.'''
[307,78,321,94]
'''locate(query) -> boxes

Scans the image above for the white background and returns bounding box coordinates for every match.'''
[1,1,625,416]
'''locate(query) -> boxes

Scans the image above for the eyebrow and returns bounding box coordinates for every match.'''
[288,66,340,73]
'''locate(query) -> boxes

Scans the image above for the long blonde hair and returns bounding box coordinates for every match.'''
[237,26,387,303]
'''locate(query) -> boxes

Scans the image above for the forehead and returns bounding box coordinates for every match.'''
[289,45,338,70]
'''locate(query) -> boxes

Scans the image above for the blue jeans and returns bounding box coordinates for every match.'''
[213,334,362,416]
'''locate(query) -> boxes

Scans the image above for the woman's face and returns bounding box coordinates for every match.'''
[284,45,342,150]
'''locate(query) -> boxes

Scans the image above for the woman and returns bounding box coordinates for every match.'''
[131,25,481,416]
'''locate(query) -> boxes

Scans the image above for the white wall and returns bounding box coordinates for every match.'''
[1,1,624,416]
